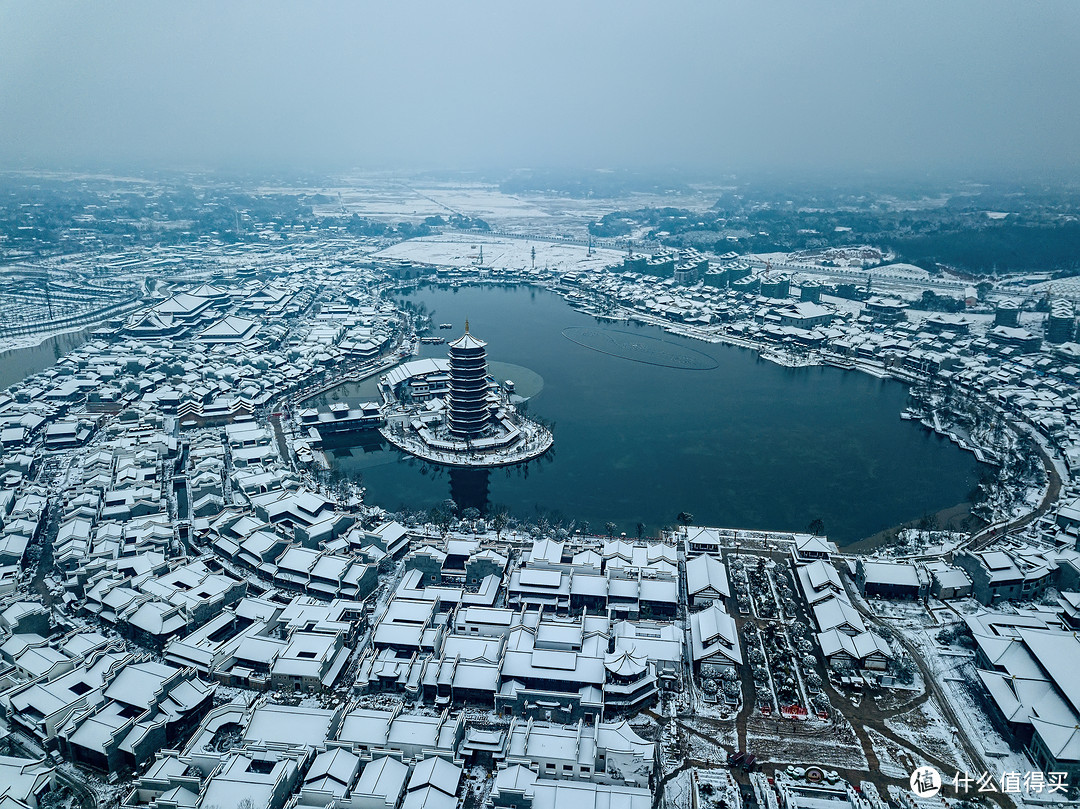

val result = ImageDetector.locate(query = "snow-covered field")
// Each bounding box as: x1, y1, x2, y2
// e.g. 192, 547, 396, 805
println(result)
300, 179, 724, 230
746, 714, 867, 769
313, 184, 553, 221
374, 233, 625, 272
886, 700, 973, 774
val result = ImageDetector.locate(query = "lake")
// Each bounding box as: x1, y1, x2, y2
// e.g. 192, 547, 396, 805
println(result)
0, 328, 93, 390
324, 284, 983, 544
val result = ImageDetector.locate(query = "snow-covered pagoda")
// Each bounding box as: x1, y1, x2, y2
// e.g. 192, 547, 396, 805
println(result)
379, 323, 553, 467
447, 323, 491, 439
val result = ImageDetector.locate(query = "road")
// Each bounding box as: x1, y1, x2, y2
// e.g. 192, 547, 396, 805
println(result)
965, 435, 1062, 553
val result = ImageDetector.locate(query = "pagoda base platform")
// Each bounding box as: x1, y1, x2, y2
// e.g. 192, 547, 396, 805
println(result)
379, 413, 553, 468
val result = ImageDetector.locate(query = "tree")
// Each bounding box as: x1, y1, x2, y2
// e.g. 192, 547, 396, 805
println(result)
605, 521, 617, 539
429, 500, 456, 533
491, 510, 509, 540
807, 518, 825, 536
676, 511, 694, 528
636, 522, 645, 540
461, 506, 481, 524
893, 656, 915, 685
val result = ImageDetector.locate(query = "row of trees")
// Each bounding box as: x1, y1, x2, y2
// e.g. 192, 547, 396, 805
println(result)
910, 379, 1045, 524
378, 498, 691, 543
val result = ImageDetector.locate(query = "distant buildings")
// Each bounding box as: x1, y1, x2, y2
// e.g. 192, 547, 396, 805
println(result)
994, 299, 1021, 328
862, 296, 908, 325
1047, 300, 1076, 345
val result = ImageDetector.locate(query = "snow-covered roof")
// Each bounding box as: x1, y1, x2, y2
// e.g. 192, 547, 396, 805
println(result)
688, 603, 741, 665
685, 554, 730, 598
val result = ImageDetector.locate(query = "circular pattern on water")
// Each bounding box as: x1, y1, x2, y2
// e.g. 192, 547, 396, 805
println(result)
488, 361, 544, 399
561, 327, 720, 370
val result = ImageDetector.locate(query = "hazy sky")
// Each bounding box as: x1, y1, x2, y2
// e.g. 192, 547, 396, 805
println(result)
1, 1, 1078, 177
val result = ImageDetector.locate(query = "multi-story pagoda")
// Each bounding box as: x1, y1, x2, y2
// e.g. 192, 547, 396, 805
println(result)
379, 319, 553, 467
447, 321, 490, 439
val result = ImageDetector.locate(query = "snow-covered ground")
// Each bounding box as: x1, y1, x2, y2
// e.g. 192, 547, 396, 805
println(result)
374, 233, 625, 272
867, 727, 916, 779
886, 699, 973, 775
0, 323, 94, 353
746, 713, 867, 769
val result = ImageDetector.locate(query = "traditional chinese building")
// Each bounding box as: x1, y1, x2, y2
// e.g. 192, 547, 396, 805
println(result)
447, 323, 491, 439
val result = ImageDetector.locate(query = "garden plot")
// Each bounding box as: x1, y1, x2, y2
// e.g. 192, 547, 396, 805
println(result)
683, 716, 740, 752
868, 598, 937, 626
698, 664, 743, 714
686, 726, 733, 764
729, 556, 753, 617
740, 556, 828, 721
664, 769, 694, 809
746, 713, 867, 770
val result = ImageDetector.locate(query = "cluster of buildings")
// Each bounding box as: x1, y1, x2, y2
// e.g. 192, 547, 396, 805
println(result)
0, 617, 216, 775
552, 252, 1080, 492
954, 544, 1080, 606
116, 695, 655, 809
967, 610, 1080, 784
8, 234, 1080, 807
0, 255, 669, 809
782, 538, 894, 673
355, 535, 696, 722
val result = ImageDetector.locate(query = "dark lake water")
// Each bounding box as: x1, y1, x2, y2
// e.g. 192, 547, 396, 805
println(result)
0, 328, 92, 390
325, 284, 982, 544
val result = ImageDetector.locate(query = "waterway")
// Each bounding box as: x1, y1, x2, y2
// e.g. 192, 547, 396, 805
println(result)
0, 328, 93, 390
331, 284, 984, 543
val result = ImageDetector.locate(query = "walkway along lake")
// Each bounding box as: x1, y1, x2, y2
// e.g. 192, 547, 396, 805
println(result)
322, 284, 984, 544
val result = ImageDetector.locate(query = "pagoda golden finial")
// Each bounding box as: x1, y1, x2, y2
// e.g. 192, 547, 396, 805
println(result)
465, 319, 469, 333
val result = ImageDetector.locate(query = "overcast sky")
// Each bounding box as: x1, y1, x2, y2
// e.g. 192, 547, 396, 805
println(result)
1, 1, 1078, 178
